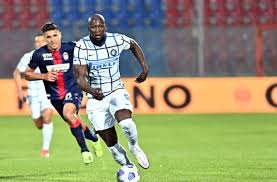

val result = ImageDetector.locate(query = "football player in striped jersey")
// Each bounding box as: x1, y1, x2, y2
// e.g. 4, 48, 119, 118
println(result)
74, 14, 150, 169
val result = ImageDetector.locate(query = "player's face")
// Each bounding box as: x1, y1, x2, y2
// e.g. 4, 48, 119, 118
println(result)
34, 35, 46, 49
44, 29, 61, 51
88, 19, 105, 41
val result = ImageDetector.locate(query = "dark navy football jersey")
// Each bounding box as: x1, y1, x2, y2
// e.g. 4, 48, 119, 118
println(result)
28, 42, 81, 100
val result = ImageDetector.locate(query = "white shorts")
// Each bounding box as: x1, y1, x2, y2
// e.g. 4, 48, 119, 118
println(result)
27, 95, 53, 119
86, 89, 133, 131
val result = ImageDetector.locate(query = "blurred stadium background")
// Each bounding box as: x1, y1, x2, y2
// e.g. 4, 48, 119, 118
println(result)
0, 0, 276, 78
1, 1, 277, 181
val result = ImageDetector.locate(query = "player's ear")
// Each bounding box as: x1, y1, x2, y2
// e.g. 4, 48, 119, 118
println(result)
59, 31, 62, 40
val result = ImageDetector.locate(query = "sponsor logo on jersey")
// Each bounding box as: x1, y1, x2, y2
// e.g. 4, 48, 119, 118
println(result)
46, 63, 70, 72
42, 53, 53, 61
63, 52, 69, 61
88, 57, 118, 70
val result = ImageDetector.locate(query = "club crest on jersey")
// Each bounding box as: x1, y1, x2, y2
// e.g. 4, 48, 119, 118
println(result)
42, 53, 53, 61
110, 49, 117, 56
63, 52, 69, 61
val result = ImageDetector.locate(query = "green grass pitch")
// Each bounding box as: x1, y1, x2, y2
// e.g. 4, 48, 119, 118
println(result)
0, 114, 277, 182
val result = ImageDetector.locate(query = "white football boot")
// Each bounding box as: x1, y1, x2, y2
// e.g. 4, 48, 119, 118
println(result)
130, 146, 150, 169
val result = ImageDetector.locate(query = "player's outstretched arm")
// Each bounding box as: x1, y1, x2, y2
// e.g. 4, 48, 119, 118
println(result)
74, 65, 104, 100
24, 66, 58, 82
129, 40, 149, 83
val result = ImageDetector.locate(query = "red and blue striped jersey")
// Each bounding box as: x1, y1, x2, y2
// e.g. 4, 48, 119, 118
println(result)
29, 42, 81, 100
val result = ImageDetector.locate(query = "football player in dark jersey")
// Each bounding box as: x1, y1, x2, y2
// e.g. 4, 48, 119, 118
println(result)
24, 22, 103, 164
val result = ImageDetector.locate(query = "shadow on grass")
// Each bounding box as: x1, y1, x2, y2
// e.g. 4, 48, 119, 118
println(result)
0, 171, 79, 181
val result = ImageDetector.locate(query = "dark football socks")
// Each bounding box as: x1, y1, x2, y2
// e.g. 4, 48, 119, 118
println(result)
83, 126, 98, 142
70, 122, 89, 152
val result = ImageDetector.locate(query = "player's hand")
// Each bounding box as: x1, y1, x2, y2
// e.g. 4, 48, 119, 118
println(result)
45, 71, 58, 82
18, 96, 26, 109
135, 71, 148, 83
92, 88, 104, 100
17, 91, 24, 102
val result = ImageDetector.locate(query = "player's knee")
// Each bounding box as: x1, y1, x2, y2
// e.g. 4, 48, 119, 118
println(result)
63, 110, 74, 122
33, 118, 43, 129
119, 118, 135, 129
43, 119, 52, 124
42, 115, 52, 124
42, 109, 52, 121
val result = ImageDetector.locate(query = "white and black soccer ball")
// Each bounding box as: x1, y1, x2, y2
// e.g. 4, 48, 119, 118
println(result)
117, 164, 140, 182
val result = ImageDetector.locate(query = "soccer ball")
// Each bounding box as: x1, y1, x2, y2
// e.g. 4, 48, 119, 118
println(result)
116, 164, 140, 182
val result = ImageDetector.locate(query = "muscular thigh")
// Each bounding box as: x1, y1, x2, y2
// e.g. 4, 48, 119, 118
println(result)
51, 91, 83, 121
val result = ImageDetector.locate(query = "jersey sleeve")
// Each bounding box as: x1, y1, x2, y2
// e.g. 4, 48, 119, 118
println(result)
121, 34, 136, 50
73, 41, 87, 66
28, 50, 40, 70
16, 52, 32, 72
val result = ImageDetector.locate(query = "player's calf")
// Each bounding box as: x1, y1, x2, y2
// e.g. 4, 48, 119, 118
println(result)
108, 143, 132, 166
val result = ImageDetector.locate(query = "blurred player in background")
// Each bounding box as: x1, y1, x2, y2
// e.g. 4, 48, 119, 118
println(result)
24, 22, 103, 164
74, 14, 150, 169
13, 33, 53, 158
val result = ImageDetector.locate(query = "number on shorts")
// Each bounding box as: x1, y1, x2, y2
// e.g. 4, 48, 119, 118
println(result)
124, 94, 130, 100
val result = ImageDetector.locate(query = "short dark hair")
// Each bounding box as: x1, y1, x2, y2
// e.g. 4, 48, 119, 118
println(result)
41, 22, 59, 33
